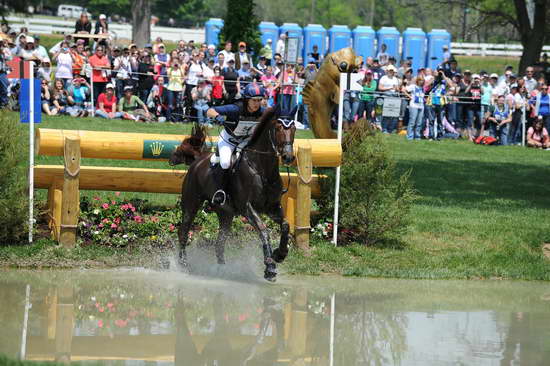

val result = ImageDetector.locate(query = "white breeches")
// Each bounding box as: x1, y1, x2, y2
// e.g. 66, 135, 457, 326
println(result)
211, 129, 237, 170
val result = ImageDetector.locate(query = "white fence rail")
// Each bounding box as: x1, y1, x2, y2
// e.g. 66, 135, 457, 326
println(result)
451, 42, 550, 57
5, 15, 205, 43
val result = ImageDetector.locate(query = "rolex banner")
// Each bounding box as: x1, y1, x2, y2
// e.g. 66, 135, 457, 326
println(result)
142, 140, 182, 159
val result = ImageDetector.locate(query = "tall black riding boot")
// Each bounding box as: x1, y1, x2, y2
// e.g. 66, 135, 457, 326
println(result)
211, 165, 229, 205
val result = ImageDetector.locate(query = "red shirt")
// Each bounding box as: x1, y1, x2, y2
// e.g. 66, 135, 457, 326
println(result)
97, 93, 117, 111
89, 54, 110, 82
211, 75, 224, 99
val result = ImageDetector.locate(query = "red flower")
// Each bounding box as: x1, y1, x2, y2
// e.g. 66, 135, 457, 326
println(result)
133, 215, 143, 223
111, 223, 117, 229
98, 320, 103, 328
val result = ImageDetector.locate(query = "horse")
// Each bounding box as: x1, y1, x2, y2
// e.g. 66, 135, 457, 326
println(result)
169, 106, 296, 282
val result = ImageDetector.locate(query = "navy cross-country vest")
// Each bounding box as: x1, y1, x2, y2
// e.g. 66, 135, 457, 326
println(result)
223, 101, 265, 139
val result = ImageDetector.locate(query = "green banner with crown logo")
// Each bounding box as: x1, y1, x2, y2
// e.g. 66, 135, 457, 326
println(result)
142, 140, 181, 159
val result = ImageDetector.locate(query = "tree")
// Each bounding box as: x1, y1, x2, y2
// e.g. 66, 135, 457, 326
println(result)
219, 0, 261, 56
131, 0, 151, 47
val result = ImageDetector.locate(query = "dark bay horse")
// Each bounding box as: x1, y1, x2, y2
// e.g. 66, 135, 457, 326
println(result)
169, 107, 296, 281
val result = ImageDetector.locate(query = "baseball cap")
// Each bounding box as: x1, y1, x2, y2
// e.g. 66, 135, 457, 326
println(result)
238, 41, 246, 47
208, 44, 215, 49
463, 69, 471, 74
129, 43, 136, 48
509, 73, 517, 79
267, 38, 272, 43
26, 36, 34, 43
158, 43, 165, 48
228, 59, 235, 63
144, 43, 153, 48
372, 58, 379, 63
99, 14, 106, 20
472, 74, 480, 79
243, 59, 249, 64
124, 85, 133, 91
490, 73, 498, 78
365, 69, 373, 74
106, 83, 114, 89
386, 65, 397, 72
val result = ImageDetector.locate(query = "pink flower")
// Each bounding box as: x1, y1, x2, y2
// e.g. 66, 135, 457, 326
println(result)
133, 215, 143, 223
102, 203, 109, 209
130, 207, 136, 212
150, 216, 159, 223
115, 192, 121, 197
98, 223, 104, 228
98, 320, 103, 328
188, 231, 194, 239
111, 223, 117, 229
121, 204, 129, 211
115, 319, 128, 328
102, 218, 109, 224
111, 200, 116, 205
98, 306, 105, 312
107, 302, 114, 308
169, 224, 176, 232
93, 196, 100, 201
114, 217, 121, 224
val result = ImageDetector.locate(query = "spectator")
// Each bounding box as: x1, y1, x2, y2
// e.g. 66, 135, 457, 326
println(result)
51, 79, 70, 115
541, 53, 550, 84
118, 85, 151, 121
356, 70, 377, 123
376, 44, 389, 66
238, 60, 252, 81
37, 59, 52, 81
166, 57, 186, 122
310, 44, 322, 67
219, 42, 234, 68
527, 117, 550, 148
530, 85, 550, 131
281, 63, 295, 112
259, 39, 273, 66
508, 85, 526, 144
210, 65, 225, 106
95, 14, 109, 34
74, 13, 92, 46
464, 73, 483, 139
176, 40, 187, 54
370, 59, 384, 81
40, 79, 57, 115
154, 43, 170, 78
442, 45, 451, 62
485, 95, 512, 145
191, 80, 211, 125
114, 47, 132, 99
404, 76, 426, 140
276, 34, 286, 58
66, 77, 90, 117
427, 68, 452, 139
88, 45, 111, 104
72, 43, 86, 78
523, 66, 537, 93
53, 42, 74, 88
304, 59, 317, 84
205, 44, 217, 62
256, 56, 267, 74
49, 34, 73, 56
96, 83, 122, 119
33, 35, 48, 61
137, 52, 155, 103
148, 76, 167, 120
222, 59, 239, 103
152, 37, 164, 54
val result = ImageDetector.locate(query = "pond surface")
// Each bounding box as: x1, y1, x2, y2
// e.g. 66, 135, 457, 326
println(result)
1, 270, 549, 365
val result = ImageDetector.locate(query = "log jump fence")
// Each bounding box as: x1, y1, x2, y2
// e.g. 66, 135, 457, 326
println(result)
35, 129, 342, 249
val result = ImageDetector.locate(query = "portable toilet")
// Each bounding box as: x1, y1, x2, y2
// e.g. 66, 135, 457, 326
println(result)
205, 18, 224, 47
303, 24, 327, 62
402, 27, 426, 72
259, 22, 279, 59
376, 26, 401, 62
426, 29, 451, 69
352, 26, 375, 62
279, 23, 303, 61
328, 25, 352, 53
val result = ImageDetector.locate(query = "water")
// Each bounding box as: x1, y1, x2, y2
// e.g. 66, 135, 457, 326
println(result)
1, 270, 550, 365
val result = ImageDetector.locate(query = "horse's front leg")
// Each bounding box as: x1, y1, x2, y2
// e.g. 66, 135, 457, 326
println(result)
269, 204, 289, 263
178, 199, 201, 269
214, 210, 234, 265
245, 202, 277, 281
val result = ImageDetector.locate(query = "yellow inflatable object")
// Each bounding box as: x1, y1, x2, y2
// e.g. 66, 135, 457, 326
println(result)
302, 47, 362, 139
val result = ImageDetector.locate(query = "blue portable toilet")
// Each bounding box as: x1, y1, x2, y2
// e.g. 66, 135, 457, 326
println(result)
259, 21, 279, 58
303, 24, 327, 62
426, 29, 451, 69
352, 26, 375, 62
402, 27, 427, 73
205, 18, 224, 47
376, 26, 401, 62
328, 25, 351, 53
279, 23, 303, 62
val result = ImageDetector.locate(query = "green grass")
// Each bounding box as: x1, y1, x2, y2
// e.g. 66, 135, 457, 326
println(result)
455, 56, 520, 74
3, 114, 550, 280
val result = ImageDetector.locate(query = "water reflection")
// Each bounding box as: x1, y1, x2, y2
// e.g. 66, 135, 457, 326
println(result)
1, 271, 550, 365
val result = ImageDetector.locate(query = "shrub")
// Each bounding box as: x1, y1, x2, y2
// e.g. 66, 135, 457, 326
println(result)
317, 122, 416, 246
0, 112, 28, 245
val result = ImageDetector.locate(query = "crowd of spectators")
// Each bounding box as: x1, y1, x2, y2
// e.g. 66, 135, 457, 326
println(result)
1, 14, 550, 147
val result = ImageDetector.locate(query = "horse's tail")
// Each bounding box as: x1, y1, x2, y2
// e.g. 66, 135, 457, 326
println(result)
169, 123, 208, 166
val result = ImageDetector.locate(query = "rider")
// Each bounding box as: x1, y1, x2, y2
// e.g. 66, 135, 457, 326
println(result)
206, 83, 266, 205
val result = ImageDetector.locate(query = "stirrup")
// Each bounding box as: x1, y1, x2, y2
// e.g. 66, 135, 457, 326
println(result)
212, 189, 227, 206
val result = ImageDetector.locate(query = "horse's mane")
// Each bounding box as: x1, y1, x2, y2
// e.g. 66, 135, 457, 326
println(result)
247, 106, 279, 147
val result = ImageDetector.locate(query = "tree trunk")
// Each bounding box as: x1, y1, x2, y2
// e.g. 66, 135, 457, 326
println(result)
514, 0, 547, 75
132, 0, 151, 47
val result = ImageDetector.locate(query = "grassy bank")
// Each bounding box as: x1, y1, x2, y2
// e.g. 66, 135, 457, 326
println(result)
2, 114, 550, 280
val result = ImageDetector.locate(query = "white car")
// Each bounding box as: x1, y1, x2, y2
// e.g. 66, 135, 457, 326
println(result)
57, 4, 88, 18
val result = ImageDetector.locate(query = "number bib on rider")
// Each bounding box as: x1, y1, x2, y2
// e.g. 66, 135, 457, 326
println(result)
232, 120, 260, 137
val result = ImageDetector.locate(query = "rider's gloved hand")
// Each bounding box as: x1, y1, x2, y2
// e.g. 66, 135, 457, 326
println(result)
214, 114, 226, 125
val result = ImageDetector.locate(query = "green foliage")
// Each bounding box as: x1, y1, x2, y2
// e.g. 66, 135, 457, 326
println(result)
219, 0, 261, 56
0, 113, 28, 245
318, 126, 416, 246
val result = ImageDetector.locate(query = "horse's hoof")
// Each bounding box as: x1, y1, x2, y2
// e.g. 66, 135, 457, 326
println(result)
272, 248, 288, 263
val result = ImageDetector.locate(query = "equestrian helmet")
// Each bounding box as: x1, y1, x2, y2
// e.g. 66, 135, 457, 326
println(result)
243, 84, 266, 99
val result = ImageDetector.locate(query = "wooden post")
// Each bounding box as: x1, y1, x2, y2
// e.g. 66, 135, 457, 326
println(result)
54, 286, 74, 364
295, 144, 312, 251
47, 180, 63, 241
282, 195, 296, 235
59, 137, 80, 248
